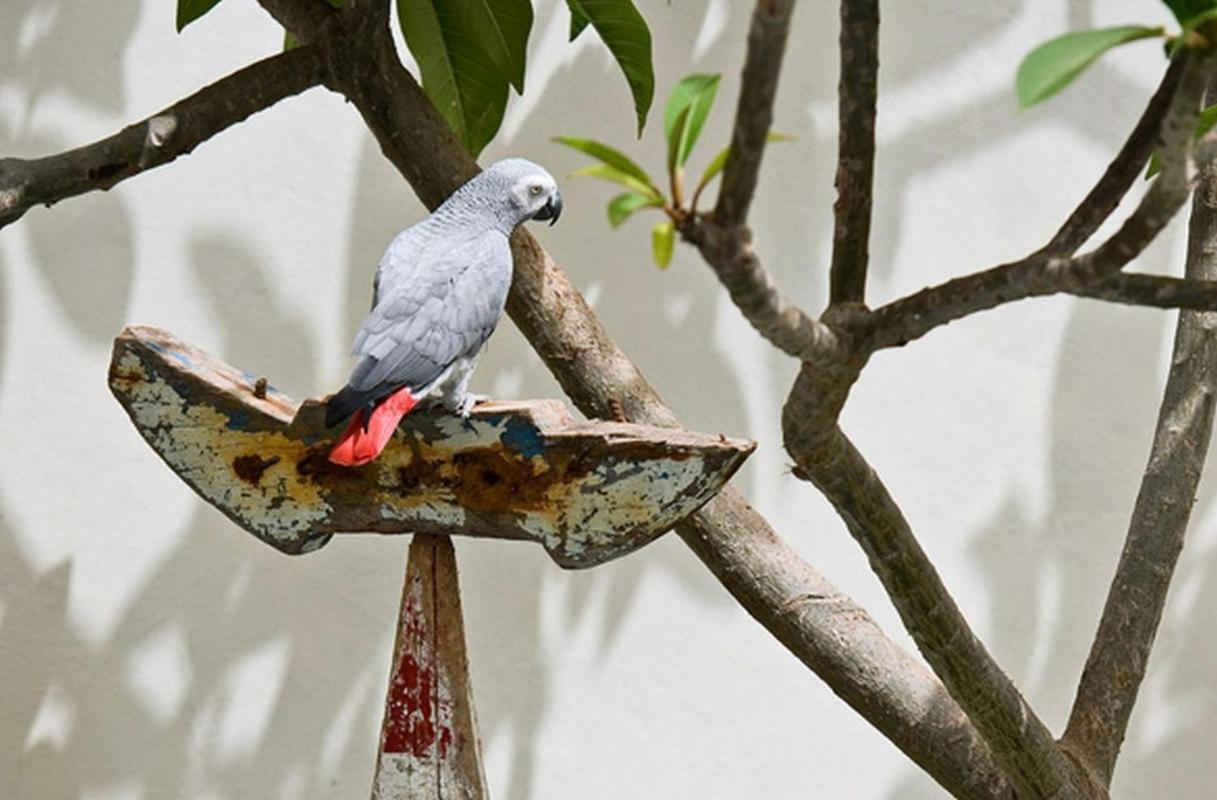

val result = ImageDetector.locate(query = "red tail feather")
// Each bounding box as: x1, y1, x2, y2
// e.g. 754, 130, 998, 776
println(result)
328, 386, 418, 466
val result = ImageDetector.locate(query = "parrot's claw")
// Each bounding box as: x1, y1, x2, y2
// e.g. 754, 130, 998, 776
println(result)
447, 393, 490, 420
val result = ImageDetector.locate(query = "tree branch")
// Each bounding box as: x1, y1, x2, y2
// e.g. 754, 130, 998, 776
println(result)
829, 0, 879, 305
0, 45, 326, 231
680, 216, 842, 360
866, 53, 1209, 352
305, 7, 1014, 796
678, 0, 838, 361
1062, 124, 1217, 787
1069, 271, 1217, 309
782, 374, 1082, 799
1044, 57, 1186, 255
713, 0, 795, 227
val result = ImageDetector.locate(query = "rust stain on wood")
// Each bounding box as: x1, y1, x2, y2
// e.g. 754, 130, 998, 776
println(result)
232, 453, 281, 485
107, 325, 755, 567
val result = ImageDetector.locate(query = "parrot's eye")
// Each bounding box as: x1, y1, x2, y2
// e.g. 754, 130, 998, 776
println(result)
529, 185, 543, 196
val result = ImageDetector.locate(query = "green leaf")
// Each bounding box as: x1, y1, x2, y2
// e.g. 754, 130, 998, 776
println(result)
567, 0, 655, 134
1164, 0, 1217, 26
666, 105, 691, 177
399, 0, 510, 157
455, 0, 533, 94
567, 0, 591, 41
552, 136, 656, 189
1016, 26, 1164, 109
1146, 102, 1217, 177
177, 0, 223, 32
570, 164, 663, 200
652, 220, 675, 268
284, 30, 299, 51
664, 74, 721, 170
607, 192, 659, 227
695, 132, 795, 195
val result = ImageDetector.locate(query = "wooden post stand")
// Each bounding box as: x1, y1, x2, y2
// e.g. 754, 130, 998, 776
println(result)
107, 326, 755, 797
374, 534, 486, 800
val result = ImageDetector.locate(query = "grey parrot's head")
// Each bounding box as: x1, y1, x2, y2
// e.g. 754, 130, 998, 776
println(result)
482, 158, 563, 228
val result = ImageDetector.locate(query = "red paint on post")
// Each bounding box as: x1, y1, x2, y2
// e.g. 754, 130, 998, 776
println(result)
372, 535, 488, 799
381, 588, 449, 757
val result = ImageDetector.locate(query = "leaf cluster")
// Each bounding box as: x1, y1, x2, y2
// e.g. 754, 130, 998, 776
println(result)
176, 0, 654, 157
557, 74, 790, 268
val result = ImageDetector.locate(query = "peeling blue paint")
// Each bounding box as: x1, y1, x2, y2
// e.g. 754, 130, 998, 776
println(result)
225, 409, 251, 430
500, 417, 545, 459
146, 340, 195, 370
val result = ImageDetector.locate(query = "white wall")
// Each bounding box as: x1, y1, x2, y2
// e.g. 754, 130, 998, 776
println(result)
2, 1, 1214, 798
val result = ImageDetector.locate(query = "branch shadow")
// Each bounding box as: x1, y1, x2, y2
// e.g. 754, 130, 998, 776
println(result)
2, 229, 412, 797
1, 0, 140, 124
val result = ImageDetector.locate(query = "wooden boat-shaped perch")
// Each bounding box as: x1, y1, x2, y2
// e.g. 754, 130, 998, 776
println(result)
108, 326, 754, 568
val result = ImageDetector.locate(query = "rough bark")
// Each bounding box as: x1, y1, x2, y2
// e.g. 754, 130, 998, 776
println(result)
1070, 271, 1217, 310
829, 0, 879, 305
1062, 117, 1217, 787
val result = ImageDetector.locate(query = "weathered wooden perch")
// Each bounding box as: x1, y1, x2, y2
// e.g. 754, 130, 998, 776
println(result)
108, 326, 754, 568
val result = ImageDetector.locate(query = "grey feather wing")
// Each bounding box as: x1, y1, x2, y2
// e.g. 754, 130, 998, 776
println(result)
347, 230, 511, 393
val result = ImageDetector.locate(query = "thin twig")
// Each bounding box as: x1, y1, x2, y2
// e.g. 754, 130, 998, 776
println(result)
0, 45, 327, 230
713, 0, 795, 227
829, 0, 879, 305
867, 53, 1208, 351
1062, 108, 1217, 787
1044, 58, 1186, 255
679, 0, 833, 360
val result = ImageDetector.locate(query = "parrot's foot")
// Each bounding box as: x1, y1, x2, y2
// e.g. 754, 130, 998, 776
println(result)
446, 393, 490, 419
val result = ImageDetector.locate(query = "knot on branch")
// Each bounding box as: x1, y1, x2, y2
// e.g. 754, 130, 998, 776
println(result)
0, 183, 24, 216
145, 115, 178, 148
696, 215, 753, 258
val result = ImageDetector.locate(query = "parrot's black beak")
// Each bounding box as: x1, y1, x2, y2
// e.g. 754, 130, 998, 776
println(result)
533, 192, 563, 226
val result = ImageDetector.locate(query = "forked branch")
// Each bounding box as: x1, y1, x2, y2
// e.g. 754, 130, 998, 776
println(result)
1063, 133, 1217, 786
781, 374, 1079, 798
867, 52, 1210, 352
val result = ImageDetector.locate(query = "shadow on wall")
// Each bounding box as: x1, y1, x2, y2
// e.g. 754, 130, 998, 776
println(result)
0, 221, 408, 796
0, 0, 139, 125
0, 0, 142, 346
0, 508, 406, 798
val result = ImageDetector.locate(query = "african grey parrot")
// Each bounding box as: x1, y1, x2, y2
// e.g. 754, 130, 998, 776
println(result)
325, 158, 562, 466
